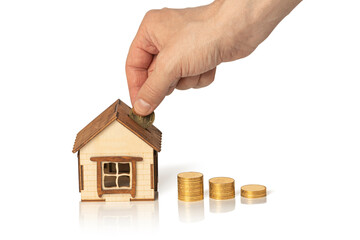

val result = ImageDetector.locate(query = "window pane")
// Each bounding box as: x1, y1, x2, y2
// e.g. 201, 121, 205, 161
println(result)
103, 162, 116, 174
104, 176, 117, 188
118, 176, 130, 188
118, 163, 130, 174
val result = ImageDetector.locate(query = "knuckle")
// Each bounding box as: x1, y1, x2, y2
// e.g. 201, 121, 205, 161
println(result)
144, 9, 160, 23
144, 9, 156, 17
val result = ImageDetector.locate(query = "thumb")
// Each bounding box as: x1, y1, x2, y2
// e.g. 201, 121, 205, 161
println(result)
133, 59, 177, 116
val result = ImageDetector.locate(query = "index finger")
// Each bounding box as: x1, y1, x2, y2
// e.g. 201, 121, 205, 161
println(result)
126, 39, 154, 105
126, 21, 160, 103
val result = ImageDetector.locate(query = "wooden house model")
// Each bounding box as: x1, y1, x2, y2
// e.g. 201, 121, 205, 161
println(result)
73, 99, 161, 202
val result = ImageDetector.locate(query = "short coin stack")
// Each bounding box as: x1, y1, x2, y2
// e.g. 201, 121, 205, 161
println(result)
209, 177, 235, 200
177, 172, 204, 202
241, 184, 267, 198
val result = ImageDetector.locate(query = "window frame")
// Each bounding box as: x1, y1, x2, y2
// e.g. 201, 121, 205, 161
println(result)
90, 156, 143, 198
102, 162, 132, 189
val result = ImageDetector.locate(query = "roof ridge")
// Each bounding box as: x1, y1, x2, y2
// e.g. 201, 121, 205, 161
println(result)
114, 99, 120, 117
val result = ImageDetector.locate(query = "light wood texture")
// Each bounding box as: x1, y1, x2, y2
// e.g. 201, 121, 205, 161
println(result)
73, 99, 161, 202
73, 99, 162, 153
73, 101, 118, 153
79, 121, 155, 201
81, 121, 154, 154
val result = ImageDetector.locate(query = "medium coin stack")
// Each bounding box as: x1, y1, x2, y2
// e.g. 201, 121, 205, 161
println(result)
177, 172, 204, 202
209, 177, 235, 200
241, 184, 267, 198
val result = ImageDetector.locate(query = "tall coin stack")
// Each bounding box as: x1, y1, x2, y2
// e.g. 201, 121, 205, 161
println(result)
209, 177, 235, 200
177, 172, 204, 202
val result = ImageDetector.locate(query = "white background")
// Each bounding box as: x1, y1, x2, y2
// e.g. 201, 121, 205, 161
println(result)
1, 0, 359, 239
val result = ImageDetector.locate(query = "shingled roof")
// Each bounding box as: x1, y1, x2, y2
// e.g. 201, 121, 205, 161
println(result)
72, 99, 162, 153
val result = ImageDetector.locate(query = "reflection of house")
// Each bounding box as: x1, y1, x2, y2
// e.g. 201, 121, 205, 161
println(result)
79, 201, 159, 230
73, 99, 161, 202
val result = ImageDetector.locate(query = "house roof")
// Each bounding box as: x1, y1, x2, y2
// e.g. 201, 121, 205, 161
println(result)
72, 99, 162, 153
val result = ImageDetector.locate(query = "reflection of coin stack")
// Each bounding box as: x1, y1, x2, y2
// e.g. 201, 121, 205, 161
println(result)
178, 200, 205, 222
209, 177, 235, 200
209, 198, 236, 213
177, 172, 204, 202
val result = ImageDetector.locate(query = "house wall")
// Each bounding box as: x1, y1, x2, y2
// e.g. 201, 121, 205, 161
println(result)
79, 120, 154, 202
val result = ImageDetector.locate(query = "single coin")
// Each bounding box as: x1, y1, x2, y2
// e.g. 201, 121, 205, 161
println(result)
129, 108, 155, 129
209, 177, 234, 185
178, 195, 204, 202
178, 172, 203, 179
241, 184, 267, 198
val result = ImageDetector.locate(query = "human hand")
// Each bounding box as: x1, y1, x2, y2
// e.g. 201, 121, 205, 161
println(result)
126, 0, 302, 116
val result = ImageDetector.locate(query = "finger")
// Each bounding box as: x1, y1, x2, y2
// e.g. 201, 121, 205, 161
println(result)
126, 47, 152, 105
176, 75, 200, 90
176, 68, 216, 90
193, 67, 216, 89
133, 54, 179, 116
126, 31, 158, 105
147, 54, 157, 76
166, 85, 176, 96
166, 80, 178, 96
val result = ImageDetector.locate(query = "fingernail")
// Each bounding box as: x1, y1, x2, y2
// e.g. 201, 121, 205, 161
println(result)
134, 99, 151, 116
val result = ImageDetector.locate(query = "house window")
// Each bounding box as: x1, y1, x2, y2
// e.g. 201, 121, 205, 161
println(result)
90, 156, 143, 198
102, 162, 132, 189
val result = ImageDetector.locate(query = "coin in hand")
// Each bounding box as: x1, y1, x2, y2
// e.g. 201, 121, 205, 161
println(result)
129, 108, 155, 129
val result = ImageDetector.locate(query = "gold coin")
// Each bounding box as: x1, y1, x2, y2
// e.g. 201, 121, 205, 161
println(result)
178, 172, 204, 202
209, 177, 235, 200
178, 195, 204, 202
129, 108, 155, 129
178, 172, 203, 179
178, 187, 203, 191
241, 184, 266, 198
209, 177, 234, 185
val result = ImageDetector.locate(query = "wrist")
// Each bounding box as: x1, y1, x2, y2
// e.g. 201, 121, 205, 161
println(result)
209, 0, 259, 61
209, 0, 302, 61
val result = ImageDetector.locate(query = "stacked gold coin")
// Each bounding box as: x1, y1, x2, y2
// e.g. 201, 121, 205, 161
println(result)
241, 184, 266, 198
209, 177, 235, 200
177, 172, 204, 202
